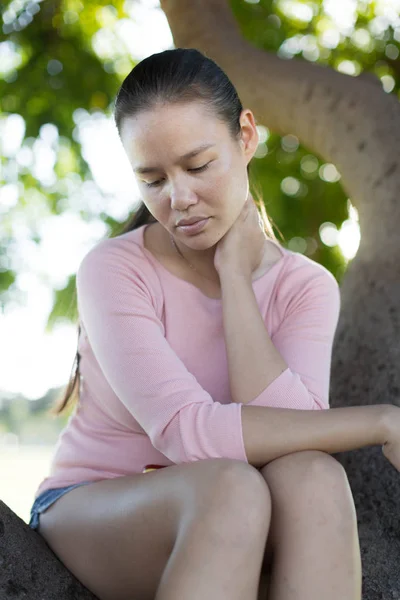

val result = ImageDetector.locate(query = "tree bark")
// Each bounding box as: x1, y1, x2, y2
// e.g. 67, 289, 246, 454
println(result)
0, 501, 98, 599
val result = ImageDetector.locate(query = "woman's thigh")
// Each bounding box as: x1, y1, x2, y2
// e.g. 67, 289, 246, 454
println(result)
38, 458, 270, 600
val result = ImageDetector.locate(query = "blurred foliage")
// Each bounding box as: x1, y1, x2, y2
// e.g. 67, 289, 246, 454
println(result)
1, 0, 400, 332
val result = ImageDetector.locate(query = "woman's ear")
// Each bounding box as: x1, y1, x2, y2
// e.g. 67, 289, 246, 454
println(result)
239, 109, 259, 164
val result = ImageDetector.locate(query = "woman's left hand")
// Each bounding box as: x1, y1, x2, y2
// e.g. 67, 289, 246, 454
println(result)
214, 194, 267, 280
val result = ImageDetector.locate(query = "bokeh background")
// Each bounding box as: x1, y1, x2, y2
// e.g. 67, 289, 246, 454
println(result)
1, 0, 400, 524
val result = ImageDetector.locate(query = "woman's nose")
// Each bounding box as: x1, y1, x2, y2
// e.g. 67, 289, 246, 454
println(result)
169, 181, 197, 210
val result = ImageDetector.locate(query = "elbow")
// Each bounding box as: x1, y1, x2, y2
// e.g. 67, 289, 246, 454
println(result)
311, 394, 330, 410
148, 409, 207, 464
149, 412, 189, 464
148, 401, 245, 464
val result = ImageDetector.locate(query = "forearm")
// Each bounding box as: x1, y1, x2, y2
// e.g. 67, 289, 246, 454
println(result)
241, 403, 390, 467
218, 270, 389, 468
219, 271, 288, 405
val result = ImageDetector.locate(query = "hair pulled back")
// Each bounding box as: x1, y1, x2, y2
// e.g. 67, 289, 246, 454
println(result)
51, 48, 278, 416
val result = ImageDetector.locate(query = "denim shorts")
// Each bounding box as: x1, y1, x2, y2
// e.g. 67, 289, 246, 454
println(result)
29, 481, 93, 531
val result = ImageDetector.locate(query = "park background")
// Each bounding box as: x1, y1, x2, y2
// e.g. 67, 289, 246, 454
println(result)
1, 0, 399, 524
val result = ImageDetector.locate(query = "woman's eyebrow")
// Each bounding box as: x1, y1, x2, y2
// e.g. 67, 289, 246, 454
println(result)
134, 143, 216, 174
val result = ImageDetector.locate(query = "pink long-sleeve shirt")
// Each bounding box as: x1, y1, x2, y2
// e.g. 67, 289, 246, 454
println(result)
34, 223, 341, 499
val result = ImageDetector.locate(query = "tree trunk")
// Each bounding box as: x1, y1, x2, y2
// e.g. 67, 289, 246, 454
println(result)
160, 1, 400, 598
0, 500, 98, 599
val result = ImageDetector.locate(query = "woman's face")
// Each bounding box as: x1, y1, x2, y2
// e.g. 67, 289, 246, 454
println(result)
120, 100, 259, 250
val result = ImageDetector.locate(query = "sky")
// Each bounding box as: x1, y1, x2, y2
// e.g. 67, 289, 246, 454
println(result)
2, 0, 399, 402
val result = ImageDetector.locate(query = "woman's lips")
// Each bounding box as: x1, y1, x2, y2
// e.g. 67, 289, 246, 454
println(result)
177, 218, 210, 234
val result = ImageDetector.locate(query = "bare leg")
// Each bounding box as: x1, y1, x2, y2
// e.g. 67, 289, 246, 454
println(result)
38, 458, 272, 600
155, 469, 272, 600
266, 462, 362, 600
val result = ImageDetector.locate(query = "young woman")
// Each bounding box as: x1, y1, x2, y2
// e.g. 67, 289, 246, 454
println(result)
29, 48, 400, 600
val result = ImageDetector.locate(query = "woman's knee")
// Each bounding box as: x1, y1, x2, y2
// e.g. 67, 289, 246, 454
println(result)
185, 458, 272, 529
262, 451, 356, 521
296, 451, 352, 492
303, 452, 356, 519
261, 450, 345, 483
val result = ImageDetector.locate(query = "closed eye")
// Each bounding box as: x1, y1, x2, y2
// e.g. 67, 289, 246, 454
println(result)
144, 162, 211, 188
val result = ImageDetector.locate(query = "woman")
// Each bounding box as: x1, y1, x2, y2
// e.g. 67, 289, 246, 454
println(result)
29, 48, 400, 600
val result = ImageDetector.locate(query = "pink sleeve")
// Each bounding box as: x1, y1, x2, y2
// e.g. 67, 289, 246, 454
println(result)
76, 241, 248, 465
246, 268, 341, 411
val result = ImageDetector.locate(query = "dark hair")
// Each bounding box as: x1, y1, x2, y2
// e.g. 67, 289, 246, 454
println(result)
50, 48, 281, 417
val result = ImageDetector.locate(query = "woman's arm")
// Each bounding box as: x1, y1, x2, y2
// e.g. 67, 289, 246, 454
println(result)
219, 270, 389, 467
219, 270, 288, 406
241, 403, 389, 467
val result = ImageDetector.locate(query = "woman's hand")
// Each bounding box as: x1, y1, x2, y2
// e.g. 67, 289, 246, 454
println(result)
381, 405, 400, 472
214, 194, 267, 279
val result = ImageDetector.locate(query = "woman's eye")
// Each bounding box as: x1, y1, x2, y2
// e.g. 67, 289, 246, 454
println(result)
144, 162, 211, 188
145, 180, 162, 188
189, 163, 210, 173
